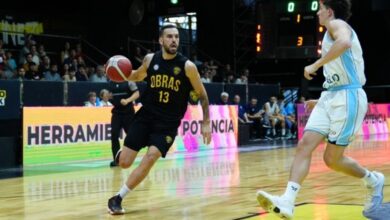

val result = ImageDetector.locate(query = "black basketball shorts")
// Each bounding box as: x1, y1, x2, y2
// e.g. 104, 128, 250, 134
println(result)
124, 107, 180, 158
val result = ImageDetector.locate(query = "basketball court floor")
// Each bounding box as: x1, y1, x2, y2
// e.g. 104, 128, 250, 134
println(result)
0, 137, 389, 220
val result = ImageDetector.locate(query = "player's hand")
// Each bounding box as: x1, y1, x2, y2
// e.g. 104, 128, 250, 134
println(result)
304, 63, 319, 80
304, 100, 318, 112
120, 99, 128, 106
201, 120, 211, 145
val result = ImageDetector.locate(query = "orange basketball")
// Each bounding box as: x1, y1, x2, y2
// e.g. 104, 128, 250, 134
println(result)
105, 55, 132, 82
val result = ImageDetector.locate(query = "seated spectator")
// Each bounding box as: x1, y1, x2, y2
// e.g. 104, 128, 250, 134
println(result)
30, 45, 40, 65
90, 65, 107, 82
22, 53, 36, 72
264, 96, 286, 137
235, 72, 248, 84
201, 69, 212, 83
44, 64, 61, 81
85, 92, 98, 106
217, 92, 230, 105
25, 63, 43, 80
246, 97, 265, 138
63, 67, 77, 82
61, 42, 71, 64
11, 67, 26, 80
100, 89, 113, 106
233, 94, 249, 123
76, 66, 88, 81
38, 44, 47, 58
225, 73, 235, 84
2, 51, 17, 79
39, 56, 51, 73
283, 99, 297, 139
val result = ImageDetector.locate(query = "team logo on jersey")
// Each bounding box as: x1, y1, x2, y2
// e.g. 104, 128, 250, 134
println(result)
153, 64, 159, 71
189, 90, 199, 102
166, 136, 173, 144
173, 66, 181, 75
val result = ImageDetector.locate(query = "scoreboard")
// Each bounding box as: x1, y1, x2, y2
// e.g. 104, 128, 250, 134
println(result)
256, 0, 324, 59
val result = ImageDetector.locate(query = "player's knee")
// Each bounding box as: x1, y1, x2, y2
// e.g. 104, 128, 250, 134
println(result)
144, 152, 160, 163
296, 138, 312, 155
119, 160, 131, 169
323, 153, 340, 170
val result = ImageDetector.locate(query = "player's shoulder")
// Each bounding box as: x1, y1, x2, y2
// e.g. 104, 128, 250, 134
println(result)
328, 19, 349, 32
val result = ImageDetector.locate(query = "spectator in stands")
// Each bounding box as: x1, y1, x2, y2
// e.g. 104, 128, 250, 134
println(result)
235, 72, 248, 84
201, 69, 212, 83
39, 56, 51, 73
63, 67, 77, 82
38, 44, 47, 58
85, 91, 98, 106
265, 96, 286, 137
44, 64, 61, 81
18, 38, 32, 65
24, 63, 42, 80
22, 53, 36, 72
217, 92, 230, 105
90, 65, 108, 83
75, 43, 85, 59
62, 63, 70, 77
2, 51, 17, 79
0, 50, 4, 79
12, 67, 26, 80
246, 97, 265, 138
61, 42, 71, 64
233, 94, 249, 123
64, 49, 76, 66
76, 66, 88, 81
226, 73, 235, 84
100, 89, 113, 106
30, 45, 40, 65
283, 98, 297, 139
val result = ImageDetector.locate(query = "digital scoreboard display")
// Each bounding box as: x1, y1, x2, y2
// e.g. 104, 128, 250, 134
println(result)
256, 0, 324, 59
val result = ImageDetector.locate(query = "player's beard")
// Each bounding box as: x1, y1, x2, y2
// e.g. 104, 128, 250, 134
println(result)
163, 43, 177, 55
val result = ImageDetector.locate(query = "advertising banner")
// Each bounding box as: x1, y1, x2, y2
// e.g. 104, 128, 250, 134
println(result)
23, 105, 238, 165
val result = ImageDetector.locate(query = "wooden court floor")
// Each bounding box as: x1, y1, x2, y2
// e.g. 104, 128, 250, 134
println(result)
0, 137, 389, 220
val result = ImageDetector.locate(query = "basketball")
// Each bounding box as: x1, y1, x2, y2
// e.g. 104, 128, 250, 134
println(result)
105, 55, 133, 82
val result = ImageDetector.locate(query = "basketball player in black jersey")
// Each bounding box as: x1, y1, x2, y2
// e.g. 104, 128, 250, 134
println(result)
108, 24, 211, 215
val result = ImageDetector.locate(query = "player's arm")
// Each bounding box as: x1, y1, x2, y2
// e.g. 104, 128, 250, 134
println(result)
185, 61, 211, 144
127, 54, 153, 82
304, 20, 352, 80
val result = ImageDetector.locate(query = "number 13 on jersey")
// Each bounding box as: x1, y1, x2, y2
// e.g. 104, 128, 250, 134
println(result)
159, 91, 169, 103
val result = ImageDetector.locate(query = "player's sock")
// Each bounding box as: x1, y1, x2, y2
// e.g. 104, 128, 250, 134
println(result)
362, 170, 378, 187
272, 129, 276, 136
117, 184, 131, 199
281, 181, 301, 203
282, 128, 286, 136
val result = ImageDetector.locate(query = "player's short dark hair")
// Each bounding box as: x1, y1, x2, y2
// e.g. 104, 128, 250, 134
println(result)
159, 24, 178, 37
322, 0, 352, 21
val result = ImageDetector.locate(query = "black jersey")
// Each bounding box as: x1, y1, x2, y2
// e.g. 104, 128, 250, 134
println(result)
142, 51, 192, 121
109, 81, 138, 115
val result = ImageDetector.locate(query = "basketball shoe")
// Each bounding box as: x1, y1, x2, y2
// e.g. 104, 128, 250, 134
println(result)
108, 195, 125, 215
256, 191, 294, 219
363, 171, 385, 212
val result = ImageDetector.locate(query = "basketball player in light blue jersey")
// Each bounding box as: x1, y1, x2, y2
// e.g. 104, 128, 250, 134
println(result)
256, 0, 385, 219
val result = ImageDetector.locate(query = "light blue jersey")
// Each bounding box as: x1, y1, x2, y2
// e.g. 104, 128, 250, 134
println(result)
322, 29, 366, 90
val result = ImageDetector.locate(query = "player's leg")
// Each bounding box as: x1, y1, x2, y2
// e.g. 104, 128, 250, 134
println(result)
257, 96, 329, 219
108, 109, 150, 215
125, 146, 161, 189
326, 89, 385, 213
110, 113, 121, 166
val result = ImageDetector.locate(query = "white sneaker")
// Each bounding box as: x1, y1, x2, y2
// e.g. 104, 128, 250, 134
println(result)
256, 191, 294, 219
364, 171, 385, 212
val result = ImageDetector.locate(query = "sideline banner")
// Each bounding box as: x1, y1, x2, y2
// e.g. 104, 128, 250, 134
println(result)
23, 105, 238, 165
297, 104, 390, 139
